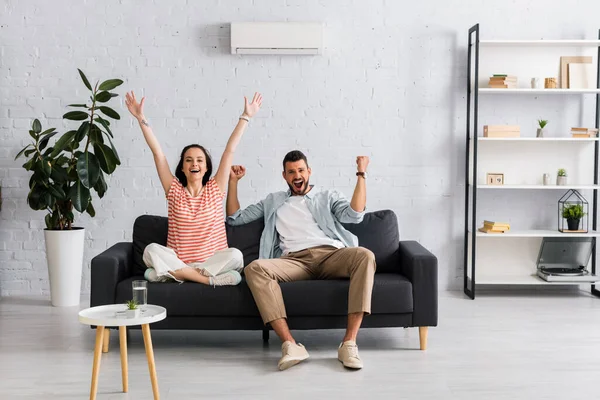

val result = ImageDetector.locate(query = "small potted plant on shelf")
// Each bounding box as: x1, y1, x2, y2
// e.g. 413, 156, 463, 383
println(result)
557, 168, 567, 185
562, 203, 586, 231
537, 119, 548, 138
125, 300, 140, 318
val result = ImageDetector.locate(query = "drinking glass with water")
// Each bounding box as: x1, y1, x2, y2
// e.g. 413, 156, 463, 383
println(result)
132, 280, 147, 311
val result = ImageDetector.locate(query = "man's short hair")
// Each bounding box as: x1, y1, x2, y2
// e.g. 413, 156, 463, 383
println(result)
282, 150, 308, 170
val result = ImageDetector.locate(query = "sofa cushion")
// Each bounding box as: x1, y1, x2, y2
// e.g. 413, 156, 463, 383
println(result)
131, 209, 401, 275
115, 273, 412, 317
225, 218, 265, 267
342, 209, 401, 273
132, 215, 168, 276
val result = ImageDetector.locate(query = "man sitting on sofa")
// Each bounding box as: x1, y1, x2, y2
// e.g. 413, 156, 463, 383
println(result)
226, 150, 376, 371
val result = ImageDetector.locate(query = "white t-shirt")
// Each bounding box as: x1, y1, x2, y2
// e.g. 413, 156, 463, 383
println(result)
275, 195, 344, 255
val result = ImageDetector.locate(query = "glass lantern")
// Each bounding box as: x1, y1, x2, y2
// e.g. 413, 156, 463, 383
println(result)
558, 189, 588, 233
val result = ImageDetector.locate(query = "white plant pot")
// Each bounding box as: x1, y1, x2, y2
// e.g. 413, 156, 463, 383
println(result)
557, 176, 567, 186
126, 309, 140, 318
536, 128, 544, 138
44, 228, 85, 307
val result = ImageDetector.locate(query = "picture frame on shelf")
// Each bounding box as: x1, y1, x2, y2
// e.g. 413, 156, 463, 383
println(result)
560, 56, 593, 88
486, 173, 504, 185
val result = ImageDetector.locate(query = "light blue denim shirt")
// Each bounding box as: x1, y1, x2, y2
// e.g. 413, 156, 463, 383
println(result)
226, 186, 365, 259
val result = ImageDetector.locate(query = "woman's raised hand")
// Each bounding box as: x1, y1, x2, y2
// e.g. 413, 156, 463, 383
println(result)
125, 91, 146, 120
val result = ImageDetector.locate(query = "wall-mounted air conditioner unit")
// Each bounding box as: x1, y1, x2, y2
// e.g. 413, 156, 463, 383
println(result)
230, 22, 323, 55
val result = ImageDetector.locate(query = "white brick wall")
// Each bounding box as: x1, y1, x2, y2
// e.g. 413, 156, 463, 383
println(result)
2, 0, 600, 296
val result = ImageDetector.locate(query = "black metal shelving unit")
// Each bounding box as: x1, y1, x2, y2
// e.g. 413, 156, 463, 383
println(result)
464, 24, 600, 299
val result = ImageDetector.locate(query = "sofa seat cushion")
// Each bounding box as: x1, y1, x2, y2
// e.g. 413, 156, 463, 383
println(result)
116, 273, 412, 317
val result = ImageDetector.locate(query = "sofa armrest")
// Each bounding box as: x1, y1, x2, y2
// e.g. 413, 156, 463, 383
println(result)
91, 242, 133, 307
398, 241, 438, 327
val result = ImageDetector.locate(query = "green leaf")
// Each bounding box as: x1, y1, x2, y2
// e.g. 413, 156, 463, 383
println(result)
95, 91, 112, 103
68, 104, 88, 108
24, 149, 36, 157
93, 143, 117, 174
47, 184, 66, 200
32, 119, 42, 134
15, 145, 32, 160
78, 68, 93, 91
50, 165, 68, 183
68, 181, 91, 213
22, 158, 35, 171
39, 131, 59, 150
29, 172, 44, 189
75, 122, 90, 142
89, 125, 104, 144
98, 106, 120, 120
41, 157, 52, 177
50, 130, 77, 157
50, 212, 60, 230
77, 151, 101, 189
45, 214, 53, 229
63, 111, 89, 121
102, 132, 120, 164
40, 127, 56, 136
86, 202, 96, 218
95, 117, 113, 138
98, 79, 123, 91
94, 170, 107, 198
29, 130, 37, 140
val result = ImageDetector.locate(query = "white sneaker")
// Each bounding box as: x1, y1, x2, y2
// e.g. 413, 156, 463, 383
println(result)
338, 341, 363, 369
209, 270, 242, 286
278, 341, 309, 371
144, 268, 170, 282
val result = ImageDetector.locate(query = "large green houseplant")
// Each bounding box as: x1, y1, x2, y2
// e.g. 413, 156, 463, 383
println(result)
15, 69, 123, 306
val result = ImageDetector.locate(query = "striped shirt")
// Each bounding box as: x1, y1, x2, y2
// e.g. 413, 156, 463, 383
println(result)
166, 177, 228, 264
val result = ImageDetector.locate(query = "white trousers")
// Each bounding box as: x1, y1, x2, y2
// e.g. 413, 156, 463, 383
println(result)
143, 243, 244, 279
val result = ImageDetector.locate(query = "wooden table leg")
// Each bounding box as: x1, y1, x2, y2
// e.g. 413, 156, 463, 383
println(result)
419, 326, 428, 350
102, 328, 110, 353
119, 326, 128, 393
142, 324, 160, 400
90, 326, 105, 400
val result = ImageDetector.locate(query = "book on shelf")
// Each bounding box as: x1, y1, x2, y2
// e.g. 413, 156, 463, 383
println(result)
483, 125, 520, 137
478, 227, 509, 234
488, 75, 518, 88
480, 220, 511, 233
570, 127, 599, 138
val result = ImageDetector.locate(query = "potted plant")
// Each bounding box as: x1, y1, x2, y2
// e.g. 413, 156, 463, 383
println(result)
537, 119, 548, 138
15, 69, 123, 307
125, 300, 140, 318
562, 203, 586, 231
557, 168, 567, 186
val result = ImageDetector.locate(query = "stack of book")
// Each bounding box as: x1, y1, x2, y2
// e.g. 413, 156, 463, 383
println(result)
478, 220, 510, 234
483, 125, 520, 138
571, 127, 599, 138
488, 75, 518, 88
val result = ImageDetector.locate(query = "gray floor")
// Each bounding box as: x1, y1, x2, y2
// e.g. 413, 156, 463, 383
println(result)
1, 290, 599, 400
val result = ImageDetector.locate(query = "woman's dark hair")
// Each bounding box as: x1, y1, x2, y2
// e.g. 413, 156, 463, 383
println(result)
282, 150, 309, 170
175, 144, 213, 187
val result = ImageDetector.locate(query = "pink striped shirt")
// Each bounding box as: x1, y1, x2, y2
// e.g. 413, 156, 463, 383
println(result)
166, 177, 228, 264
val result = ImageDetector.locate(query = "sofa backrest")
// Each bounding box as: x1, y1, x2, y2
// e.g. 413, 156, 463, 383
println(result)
132, 209, 400, 276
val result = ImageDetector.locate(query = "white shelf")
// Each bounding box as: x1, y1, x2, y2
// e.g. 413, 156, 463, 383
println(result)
479, 88, 600, 94
476, 274, 584, 285
480, 40, 600, 47
474, 230, 600, 238
473, 184, 600, 190
476, 137, 600, 142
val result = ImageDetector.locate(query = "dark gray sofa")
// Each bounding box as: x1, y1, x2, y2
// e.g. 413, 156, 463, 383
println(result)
91, 209, 438, 348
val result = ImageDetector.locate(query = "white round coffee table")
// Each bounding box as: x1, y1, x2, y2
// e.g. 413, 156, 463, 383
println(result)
78, 304, 166, 400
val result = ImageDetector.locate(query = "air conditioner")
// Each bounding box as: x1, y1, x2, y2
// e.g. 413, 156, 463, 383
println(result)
230, 22, 323, 55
